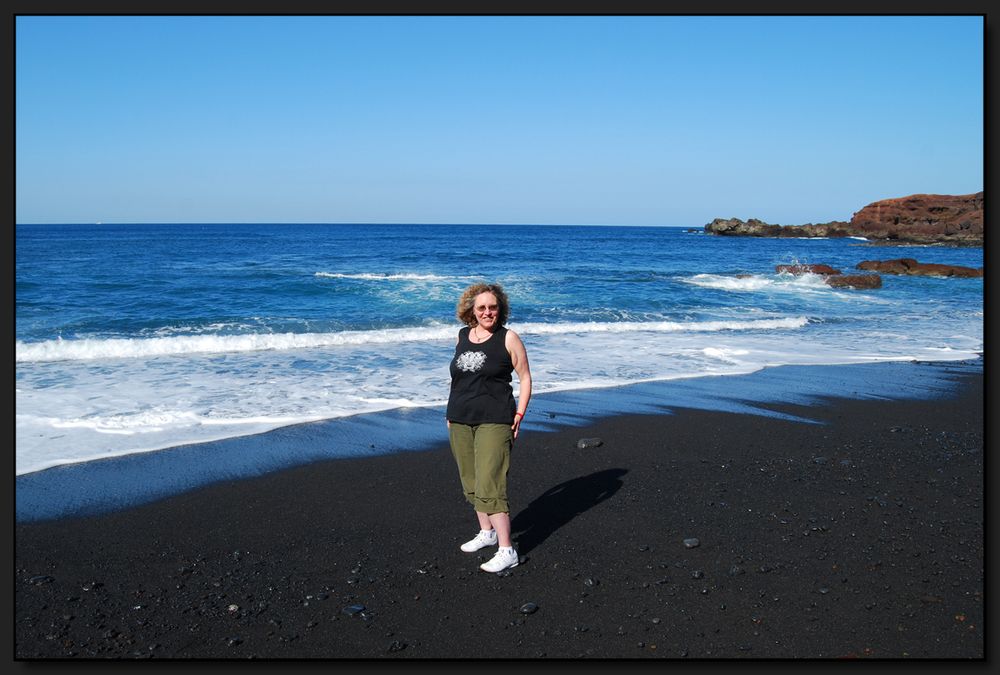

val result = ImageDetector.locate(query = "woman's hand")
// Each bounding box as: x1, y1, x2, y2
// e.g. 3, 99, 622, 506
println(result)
511, 412, 524, 439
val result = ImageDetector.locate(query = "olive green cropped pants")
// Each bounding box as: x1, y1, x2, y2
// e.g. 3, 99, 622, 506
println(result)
448, 422, 513, 514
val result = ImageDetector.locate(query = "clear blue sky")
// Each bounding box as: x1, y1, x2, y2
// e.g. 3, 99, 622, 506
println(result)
16, 15, 984, 227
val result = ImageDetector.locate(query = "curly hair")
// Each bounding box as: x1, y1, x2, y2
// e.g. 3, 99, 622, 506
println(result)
456, 282, 510, 328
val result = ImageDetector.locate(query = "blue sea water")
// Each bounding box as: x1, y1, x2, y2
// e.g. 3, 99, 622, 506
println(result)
16, 222, 983, 484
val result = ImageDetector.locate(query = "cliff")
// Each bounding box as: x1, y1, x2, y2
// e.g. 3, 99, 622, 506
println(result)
848, 192, 983, 245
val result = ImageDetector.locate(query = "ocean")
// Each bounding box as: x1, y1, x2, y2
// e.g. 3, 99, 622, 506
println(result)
16, 222, 983, 517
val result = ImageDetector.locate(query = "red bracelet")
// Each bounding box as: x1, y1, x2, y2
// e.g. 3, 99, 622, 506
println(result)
514, 412, 524, 419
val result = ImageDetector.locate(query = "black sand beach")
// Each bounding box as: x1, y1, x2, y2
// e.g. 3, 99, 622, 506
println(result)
14, 366, 984, 660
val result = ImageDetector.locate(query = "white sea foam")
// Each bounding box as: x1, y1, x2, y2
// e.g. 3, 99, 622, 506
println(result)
518, 317, 810, 335
16, 325, 982, 476
50, 409, 203, 434
15, 326, 454, 362
16, 317, 811, 363
702, 347, 751, 363
683, 274, 776, 291
682, 273, 830, 292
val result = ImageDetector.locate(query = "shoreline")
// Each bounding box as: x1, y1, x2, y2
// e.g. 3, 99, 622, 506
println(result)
16, 357, 983, 523
14, 360, 984, 658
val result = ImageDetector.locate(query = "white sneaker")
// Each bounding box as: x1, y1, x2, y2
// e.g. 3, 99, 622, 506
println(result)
480, 546, 519, 573
460, 529, 497, 553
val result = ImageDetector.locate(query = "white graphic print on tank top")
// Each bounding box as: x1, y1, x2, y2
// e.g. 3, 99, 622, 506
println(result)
456, 351, 487, 373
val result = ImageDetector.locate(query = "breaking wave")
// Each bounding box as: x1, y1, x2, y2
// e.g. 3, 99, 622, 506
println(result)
17, 317, 811, 363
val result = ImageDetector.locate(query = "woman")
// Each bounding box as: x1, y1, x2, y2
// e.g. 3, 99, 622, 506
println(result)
446, 282, 532, 573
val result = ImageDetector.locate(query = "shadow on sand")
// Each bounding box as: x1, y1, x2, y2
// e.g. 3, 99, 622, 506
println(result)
511, 468, 627, 556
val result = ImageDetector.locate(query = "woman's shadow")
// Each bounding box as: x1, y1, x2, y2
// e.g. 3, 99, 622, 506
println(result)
511, 468, 627, 556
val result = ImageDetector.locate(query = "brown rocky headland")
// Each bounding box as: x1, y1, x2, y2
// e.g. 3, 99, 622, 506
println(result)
849, 193, 983, 245
705, 192, 983, 246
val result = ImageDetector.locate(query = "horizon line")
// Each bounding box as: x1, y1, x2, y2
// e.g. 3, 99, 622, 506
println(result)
16, 221, 700, 228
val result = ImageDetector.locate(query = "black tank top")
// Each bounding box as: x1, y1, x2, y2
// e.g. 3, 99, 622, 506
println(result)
446, 325, 516, 425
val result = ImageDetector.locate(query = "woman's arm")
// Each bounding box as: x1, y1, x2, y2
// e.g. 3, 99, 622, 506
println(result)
506, 329, 532, 438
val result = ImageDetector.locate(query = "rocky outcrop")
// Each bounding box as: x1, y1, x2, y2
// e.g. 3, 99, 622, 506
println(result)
857, 258, 983, 278
776, 264, 841, 275
772, 258, 980, 287
825, 274, 883, 289
705, 218, 852, 238
704, 192, 983, 245
849, 193, 983, 245
774, 264, 881, 289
